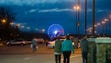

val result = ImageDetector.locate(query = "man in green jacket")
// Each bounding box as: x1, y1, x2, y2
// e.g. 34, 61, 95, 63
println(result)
80, 36, 88, 63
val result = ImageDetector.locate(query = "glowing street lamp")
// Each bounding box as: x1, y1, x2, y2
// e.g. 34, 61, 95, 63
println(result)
95, 22, 101, 27
101, 21, 106, 24
104, 18, 109, 22
73, 4, 81, 35
73, 5, 81, 11
42, 29, 45, 33
1, 19, 6, 24
94, 24, 97, 27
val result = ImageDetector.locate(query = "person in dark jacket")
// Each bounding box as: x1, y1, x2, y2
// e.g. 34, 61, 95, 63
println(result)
54, 36, 62, 63
31, 38, 37, 52
62, 35, 74, 63
80, 36, 88, 63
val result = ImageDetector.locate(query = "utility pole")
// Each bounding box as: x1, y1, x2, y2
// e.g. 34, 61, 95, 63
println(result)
92, 0, 95, 36
77, 0, 80, 36
85, 0, 87, 35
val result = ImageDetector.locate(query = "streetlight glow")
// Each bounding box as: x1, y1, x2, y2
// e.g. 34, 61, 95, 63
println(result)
101, 21, 106, 24
104, 18, 109, 22
97, 23, 101, 26
73, 5, 81, 11
42, 29, 45, 33
1, 19, 6, 24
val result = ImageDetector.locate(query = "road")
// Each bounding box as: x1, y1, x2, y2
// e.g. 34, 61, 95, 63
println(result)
0, 44, 82, 63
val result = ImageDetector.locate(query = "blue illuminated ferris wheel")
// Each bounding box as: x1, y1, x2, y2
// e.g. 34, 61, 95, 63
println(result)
48, 24, 64, 39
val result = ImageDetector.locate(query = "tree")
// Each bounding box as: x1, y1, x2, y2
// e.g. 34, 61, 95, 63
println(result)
0, 6, 18, 40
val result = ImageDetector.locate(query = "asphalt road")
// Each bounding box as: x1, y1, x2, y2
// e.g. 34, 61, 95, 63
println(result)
0, 44, 82, 63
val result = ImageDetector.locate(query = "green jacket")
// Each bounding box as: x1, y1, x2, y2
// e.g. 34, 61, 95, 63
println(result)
54, 39, 62, 53
80, 39, 88, 52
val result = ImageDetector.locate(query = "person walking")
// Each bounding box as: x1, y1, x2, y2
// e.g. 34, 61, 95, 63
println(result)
54, 36, 62, 63
80, 36, 88, 63
61, 35, 74, 63
31, 38, 37, 52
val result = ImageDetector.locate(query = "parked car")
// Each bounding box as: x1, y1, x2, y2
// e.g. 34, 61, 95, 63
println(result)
24, 40, 31, 45
47, 40, 55, 48
6, 39, 26, 46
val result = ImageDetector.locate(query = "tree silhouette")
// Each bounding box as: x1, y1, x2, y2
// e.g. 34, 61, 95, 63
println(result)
0, 7, 19, 41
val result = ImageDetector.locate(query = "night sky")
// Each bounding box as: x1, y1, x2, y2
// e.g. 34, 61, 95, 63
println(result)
0, 0, 111, 35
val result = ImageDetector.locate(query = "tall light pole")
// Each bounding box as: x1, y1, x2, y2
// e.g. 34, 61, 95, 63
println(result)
85, 0, 87, 35
92, 0, 95, 36
74, 0, 81, 36
73, 0, 81, 48
77, 0, 80, 36
74, 4, 81, 35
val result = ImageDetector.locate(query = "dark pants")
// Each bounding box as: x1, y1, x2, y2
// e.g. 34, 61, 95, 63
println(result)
32, 45, 36, 52
63, 51, 71, 63
82, 51, 88, 63
55, 54, 61, 63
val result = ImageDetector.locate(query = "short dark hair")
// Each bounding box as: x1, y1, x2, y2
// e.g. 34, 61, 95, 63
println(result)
66, 35, 70, 40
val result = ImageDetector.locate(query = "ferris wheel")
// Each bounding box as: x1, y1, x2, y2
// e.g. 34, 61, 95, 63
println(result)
48, 24, 64, 39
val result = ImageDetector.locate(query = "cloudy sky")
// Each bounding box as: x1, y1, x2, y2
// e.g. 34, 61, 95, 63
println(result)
0, 0, 111, 34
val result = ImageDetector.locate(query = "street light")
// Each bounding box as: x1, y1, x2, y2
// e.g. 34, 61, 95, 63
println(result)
1, 19, 6, 24
42, 29, 45, 33
74, 5, 81, 11
85, 0, 87, 35
92, 0, 95, 36
73, 0, 81, 48
73, 4, 81, 35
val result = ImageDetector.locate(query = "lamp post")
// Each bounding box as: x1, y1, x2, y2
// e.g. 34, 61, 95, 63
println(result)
109, 15, 111, 35
85, 0, 87, 35
73, 0, 81, 48
77, 0, 80, 37
73, 2, 81, 36
92, 0, 95, 36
